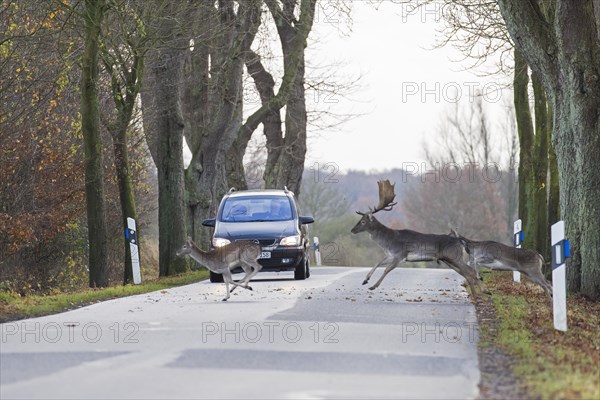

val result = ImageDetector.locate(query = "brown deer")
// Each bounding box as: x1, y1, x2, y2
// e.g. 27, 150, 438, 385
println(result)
350, 180, 486, 299
176, 237, 262, 301
448, 228, 552, 298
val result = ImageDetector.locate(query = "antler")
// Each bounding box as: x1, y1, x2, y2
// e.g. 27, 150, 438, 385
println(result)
356, 179, 397, 215
372, 179, 397, 213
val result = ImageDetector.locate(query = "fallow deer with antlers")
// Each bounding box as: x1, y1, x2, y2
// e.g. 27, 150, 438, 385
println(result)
350, 180, 486, 299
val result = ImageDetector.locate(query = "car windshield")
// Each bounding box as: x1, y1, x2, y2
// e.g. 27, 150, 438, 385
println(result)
220, 196, 294, 222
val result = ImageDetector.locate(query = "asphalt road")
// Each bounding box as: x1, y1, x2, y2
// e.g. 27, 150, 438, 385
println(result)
1, 266, 480, 399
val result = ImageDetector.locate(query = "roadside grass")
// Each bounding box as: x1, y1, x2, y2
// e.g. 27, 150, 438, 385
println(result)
482, 271, 600, 400
0, 270, 209, 323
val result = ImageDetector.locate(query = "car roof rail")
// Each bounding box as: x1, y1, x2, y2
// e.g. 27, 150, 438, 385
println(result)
228, 187, 236, 194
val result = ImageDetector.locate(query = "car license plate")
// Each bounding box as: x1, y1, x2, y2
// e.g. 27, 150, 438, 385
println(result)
259, 251, 271, 259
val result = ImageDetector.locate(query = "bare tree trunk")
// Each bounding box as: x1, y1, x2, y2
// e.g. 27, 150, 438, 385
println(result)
227, 49, 284, 191
529, 72, 549, 264
223, 0, 317, 199
154, 47, 188, 276
112, 127, 138, 284
182, 0, 262, 249
141, 4, 189, 276
81, 0, 108, 288
505, 114, 519, 240
499, 0, 600, 299
546, 103, 560, 278
261, 0, 317, 195
512, 49, 534, 231
102, 36, 144, 284
271, 51, 308, 194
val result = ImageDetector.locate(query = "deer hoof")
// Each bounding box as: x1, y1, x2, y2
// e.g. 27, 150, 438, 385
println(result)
362, 280, 369, 285
368, 286, 377, 291
222, 298, 228, 302
247, 286, 253, 291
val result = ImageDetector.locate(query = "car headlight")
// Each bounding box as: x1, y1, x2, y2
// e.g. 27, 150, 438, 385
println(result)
279, 235, 301, 246
212, 238, 231, 248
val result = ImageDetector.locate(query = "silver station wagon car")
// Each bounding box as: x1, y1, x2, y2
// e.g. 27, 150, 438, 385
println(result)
202, 188, 314, 282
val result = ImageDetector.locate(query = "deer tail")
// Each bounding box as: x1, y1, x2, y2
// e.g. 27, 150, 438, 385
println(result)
537, 252, 549, 266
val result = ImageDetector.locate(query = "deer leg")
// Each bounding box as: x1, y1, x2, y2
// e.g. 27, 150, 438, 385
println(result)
521, 269, 553, 299
222, 281, 230, 301
233, 264, 251, 283
221, 270, 236, 301
368, 258, 403, 290
544, 282, 553, 299
228, 272, 246, 293
363, 256, 394, 285
464, 250, 482, 281
231, 264, 253, 292
234, 261, 261, 291
240, 260, 262, 287
230, 260, 262, 292
466, 266, 488, 298
445, 260, 486, 299
474, 263, 483, 281
462, 262, 488, 296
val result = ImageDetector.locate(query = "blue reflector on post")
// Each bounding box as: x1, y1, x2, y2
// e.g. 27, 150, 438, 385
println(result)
564, 240, 570, 258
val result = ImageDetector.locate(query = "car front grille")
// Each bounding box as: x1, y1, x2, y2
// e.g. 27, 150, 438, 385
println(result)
235, 238, 278, 247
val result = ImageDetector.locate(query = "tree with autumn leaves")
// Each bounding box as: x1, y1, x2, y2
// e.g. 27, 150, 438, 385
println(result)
1, 2, 153, 291
1, 3, 87, 291
2, 0, 321, 289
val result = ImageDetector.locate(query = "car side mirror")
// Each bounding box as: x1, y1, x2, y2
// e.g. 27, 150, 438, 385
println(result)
202, 218, 216, 227
299, 216, 314, 225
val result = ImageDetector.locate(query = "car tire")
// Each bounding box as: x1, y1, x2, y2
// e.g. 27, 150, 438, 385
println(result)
294, 258, 308, 280
210, 271, 224, 283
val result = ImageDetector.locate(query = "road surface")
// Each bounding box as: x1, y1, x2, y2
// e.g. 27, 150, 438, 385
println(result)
1, 266, 480, 399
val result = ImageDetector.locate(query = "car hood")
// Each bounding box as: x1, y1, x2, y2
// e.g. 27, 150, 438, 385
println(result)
215, 220, 298, 240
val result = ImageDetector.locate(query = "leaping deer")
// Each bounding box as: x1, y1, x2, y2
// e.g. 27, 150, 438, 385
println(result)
448, 229, 552, 298
176, 238, 263, 301
350, 180, 486, 299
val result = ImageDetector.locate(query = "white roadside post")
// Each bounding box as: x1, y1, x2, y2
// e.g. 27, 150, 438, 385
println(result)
126, 217, 142, 284
513, 219, 523, 282
551, 221, 570, 332
314, 236, 322, 266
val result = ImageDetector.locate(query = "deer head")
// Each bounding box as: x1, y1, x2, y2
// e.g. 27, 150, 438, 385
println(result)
176, 237, 194, 257
351, 180, 397, 234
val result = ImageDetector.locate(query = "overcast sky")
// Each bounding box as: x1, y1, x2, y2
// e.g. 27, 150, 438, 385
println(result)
303, 1, 512, 174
